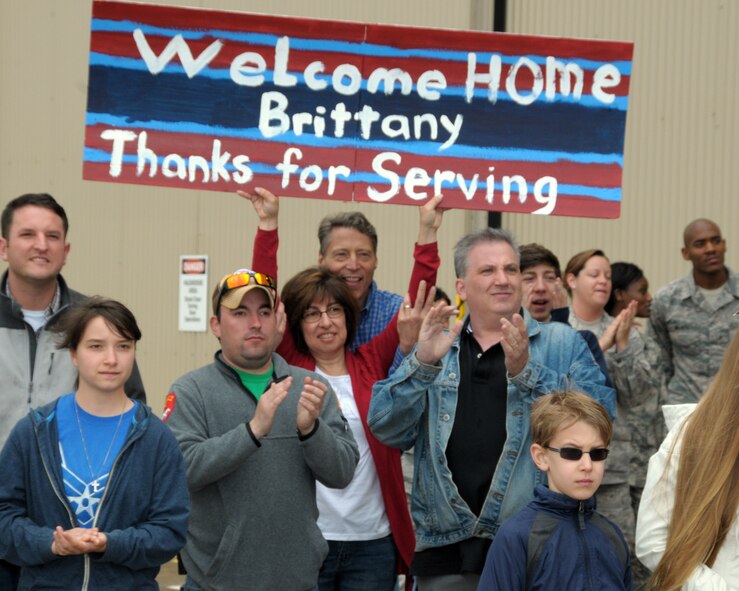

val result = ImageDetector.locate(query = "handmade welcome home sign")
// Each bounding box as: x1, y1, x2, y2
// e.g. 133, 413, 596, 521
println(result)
83, 1, 634, 218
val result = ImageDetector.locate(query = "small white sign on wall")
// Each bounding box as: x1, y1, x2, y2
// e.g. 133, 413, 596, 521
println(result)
179, 255, 209, 332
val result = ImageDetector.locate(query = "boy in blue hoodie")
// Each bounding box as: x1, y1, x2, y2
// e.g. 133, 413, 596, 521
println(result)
478, 392, 632, 590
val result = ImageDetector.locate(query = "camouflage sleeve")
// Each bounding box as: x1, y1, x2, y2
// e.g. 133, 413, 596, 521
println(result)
645, 297, 674, 384
606, 327, 661, 407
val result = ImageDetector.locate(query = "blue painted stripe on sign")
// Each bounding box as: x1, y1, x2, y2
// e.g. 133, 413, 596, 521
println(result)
86, 112, 624, 166
91, 19, 632, 75
83, 146, 621, 201
88, 52, 629, 111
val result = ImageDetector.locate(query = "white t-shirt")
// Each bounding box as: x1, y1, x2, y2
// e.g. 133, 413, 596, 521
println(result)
697, 284, 724, 306
315, 369, 390, 541
22, 308, 47, 332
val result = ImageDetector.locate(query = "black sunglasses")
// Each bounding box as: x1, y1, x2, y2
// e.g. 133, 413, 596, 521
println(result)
545, 446, 609, 462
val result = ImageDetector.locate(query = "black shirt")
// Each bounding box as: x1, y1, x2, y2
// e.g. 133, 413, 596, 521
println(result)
411, 321, 509, 576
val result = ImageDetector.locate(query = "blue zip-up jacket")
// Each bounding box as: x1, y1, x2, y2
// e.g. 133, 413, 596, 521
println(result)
368, 313, 616, 551
478, 485, 632, 590
0, 398, 189, 590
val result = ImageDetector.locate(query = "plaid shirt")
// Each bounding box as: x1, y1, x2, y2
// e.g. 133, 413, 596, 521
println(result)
351, 281, 403, 350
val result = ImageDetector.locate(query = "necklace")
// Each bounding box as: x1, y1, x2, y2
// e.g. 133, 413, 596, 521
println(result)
74, 397, 128, 494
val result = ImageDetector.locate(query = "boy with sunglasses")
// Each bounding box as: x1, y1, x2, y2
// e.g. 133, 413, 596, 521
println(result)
478, 392, 632, 590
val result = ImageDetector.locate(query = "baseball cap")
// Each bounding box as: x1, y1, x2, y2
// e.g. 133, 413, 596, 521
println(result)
212, 268, 277, 313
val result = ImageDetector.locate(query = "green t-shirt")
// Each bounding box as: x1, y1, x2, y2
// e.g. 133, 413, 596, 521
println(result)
233, 364, 273, 400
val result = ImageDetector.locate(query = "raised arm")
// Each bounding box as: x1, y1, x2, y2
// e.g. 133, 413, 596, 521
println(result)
363, 196, 443, 373
408, 194, 443, 303
382, 195, 444, 373
603, 322, 661, 407
238, 187, 280, 280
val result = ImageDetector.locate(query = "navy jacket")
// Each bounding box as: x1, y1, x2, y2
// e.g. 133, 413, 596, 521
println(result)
0, 398, 189, 590
478, 485, 631, 591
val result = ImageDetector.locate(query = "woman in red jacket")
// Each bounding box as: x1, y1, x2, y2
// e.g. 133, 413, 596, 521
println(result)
244, 188, 446, 590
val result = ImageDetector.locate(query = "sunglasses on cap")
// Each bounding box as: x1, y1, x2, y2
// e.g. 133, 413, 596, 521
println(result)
545, 446, 609, 461
216, 270, 276, 309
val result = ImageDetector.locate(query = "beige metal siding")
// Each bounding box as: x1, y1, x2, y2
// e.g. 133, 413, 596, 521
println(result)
504, 0, 738, 288
1, 0, 736, 415
0, 0, 485, 414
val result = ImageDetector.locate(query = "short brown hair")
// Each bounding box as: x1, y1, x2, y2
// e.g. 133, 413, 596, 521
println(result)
563, 249, 608, 295
280, 266, 359, 354
2, 193, 69, 239
53, 296, 141, 351
531, 391, 612, 448
317, 211, 378, 256
520, 243, 561, 276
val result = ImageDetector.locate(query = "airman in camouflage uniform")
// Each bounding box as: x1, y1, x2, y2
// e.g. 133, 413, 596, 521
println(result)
564, 248, 663, 591
647, 219, 739, 404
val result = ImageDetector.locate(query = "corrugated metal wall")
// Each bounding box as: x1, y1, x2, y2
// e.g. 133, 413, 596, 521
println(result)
504, 0, 738, 288
1, 0, 736, 414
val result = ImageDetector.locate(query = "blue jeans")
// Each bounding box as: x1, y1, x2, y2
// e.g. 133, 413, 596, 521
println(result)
318, 535, 397, 591
182, 575, 318, 591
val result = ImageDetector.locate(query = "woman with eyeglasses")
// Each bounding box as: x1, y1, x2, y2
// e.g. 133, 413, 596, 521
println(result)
0, 297, 189, 590
244, 188, 445, 591
564, 249, 661, 589
636, 331, 739, 590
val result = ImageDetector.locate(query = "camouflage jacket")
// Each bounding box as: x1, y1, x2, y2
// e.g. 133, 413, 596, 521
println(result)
647, 268, 738, 405
569, 311, 660, 486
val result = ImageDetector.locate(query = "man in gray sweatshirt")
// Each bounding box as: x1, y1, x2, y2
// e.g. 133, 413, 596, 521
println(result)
165, 268, 359, 591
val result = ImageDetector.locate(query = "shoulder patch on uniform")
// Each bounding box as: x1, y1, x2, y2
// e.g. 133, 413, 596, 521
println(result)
162, 392, 177, 422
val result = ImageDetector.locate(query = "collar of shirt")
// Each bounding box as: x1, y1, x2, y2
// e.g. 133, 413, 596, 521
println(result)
5, 279, 61, 324
361, 281, 379, 313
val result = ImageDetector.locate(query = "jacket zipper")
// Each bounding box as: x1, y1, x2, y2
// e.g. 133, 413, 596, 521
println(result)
84, 425, 140, 590
37, 410, 141, 591
39, 446, 76, 527
38, 436, 81, 583
577, 501, 595, 590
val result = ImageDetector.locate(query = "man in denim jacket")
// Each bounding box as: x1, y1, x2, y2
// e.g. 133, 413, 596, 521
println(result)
368, 228, 615, 591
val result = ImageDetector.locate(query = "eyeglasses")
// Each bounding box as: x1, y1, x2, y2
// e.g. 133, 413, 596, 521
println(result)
216, 271, 276, 309
545, 446, 609, 461
302, 304, 344, 323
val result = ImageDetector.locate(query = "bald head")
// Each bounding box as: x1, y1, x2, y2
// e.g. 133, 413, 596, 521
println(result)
683, 218, 720, 248
681, 218, 726, 282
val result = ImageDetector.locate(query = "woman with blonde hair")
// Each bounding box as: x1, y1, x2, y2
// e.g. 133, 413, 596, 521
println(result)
636, 331, 739, 590
564, 249, 659, 574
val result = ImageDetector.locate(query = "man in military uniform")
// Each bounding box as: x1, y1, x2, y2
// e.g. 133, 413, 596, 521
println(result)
648, 218, 738, 404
